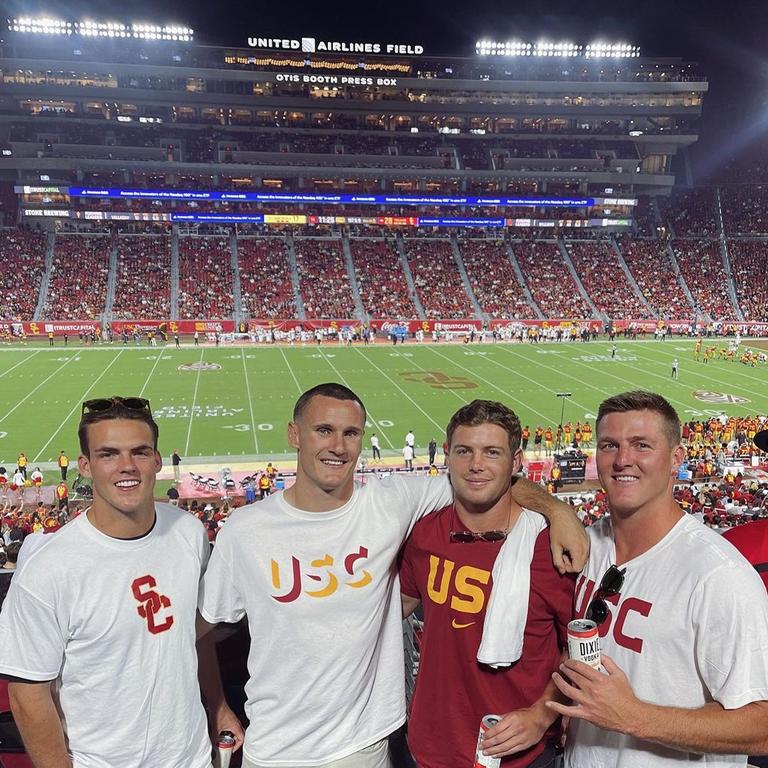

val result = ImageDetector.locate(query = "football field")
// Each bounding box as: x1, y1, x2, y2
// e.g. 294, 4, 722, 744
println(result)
0, 338, 766, 467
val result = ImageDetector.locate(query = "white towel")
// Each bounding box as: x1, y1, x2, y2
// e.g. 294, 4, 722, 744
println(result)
476, 508, 547, 668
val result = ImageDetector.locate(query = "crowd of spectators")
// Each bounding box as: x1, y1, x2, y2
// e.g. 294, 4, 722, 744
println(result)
727, 240, 768, 321
42, 234, 111, 320
511, 240, 592, 318
721, 186, 768, 235
112, 235, 171, 319
632, 195, 659, 237
178, 236, 234, 319
403, 238, 474, 318
294, 238, 357, 318
619, 237, 694, 318
238, 237, 296, 319
658, 188, 718, 237
351, 238, 417, 317
458, 240, 537, 319
565, 241, 649, 319
672, 240, 736, 320
0, 229, 47, 320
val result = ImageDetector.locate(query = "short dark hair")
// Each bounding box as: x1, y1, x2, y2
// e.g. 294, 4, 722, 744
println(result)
78, 401, 160, 456
597, 391, 681, 447
446, 400, 522, 454
292, 383, 367, 422
6, 541, 21, 564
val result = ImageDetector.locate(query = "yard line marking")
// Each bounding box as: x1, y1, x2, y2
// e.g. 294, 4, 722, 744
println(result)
33, 350, 125, 462
0, 354, 80, 428
319, 348, 397, 450
426, 346, 567, 422
241, 348, 259, 453
139, 351, 165, 397
0, 350, 42, 381
625, 343, 768, 402
351, 346, 445, 434
279, 348, 304, 394
184, 348, 205, 455
495, 344, 702, 417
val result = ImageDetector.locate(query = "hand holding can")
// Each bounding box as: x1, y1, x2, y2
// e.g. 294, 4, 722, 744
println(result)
213, 730, 236, 768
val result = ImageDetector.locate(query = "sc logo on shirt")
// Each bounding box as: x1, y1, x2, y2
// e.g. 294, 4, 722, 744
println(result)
131, 575, 174, 635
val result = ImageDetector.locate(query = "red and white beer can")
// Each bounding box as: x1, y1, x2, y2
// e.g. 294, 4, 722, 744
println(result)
214, 730, 236, 768
567, 618, 601, 669
474, 714, 502, 768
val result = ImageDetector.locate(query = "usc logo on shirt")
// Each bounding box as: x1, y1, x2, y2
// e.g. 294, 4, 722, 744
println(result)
427, 555, 491, 623
574, 574, 652, 654
131, 575, 174, 635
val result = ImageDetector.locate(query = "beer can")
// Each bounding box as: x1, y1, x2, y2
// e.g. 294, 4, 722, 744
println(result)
214, 730, 236, 768
567, 618, 601, 669
474, 714, 502, 768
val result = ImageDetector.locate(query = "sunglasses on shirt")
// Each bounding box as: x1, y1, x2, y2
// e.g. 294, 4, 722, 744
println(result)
585, 564, 626, 625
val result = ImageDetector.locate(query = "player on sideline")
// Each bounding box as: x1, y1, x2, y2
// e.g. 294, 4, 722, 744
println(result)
198, 383, 588, 768
548, 390, 768, 767
0, 396, 214, 768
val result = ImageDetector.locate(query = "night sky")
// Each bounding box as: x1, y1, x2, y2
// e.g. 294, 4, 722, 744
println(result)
4, 0, 768, 178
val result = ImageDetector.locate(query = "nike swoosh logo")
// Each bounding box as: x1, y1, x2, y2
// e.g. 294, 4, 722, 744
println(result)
451, 619, 476, 629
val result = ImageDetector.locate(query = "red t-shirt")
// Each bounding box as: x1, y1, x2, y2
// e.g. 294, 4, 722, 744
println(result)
399, 506, 575, 768
723, 519, 768, 591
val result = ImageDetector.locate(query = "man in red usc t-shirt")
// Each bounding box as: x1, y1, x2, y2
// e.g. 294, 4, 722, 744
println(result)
400, 400, 574, 768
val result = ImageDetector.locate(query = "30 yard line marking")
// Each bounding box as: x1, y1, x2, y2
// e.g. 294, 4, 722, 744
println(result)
0, 354, 79, 428
318, 349, 397, 450
351, 347, 445, 435
241, 348, 259, 453
33, 349, 125, 462
184, 348, 205, 455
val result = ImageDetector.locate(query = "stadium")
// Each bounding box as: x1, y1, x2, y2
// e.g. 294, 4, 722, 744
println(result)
0, 8, 767, 768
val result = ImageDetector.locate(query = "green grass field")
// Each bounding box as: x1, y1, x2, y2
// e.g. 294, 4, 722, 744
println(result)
0, 338, 766, 468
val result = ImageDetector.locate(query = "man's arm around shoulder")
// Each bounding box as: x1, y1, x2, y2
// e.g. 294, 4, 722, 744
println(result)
508, 477, 589, 574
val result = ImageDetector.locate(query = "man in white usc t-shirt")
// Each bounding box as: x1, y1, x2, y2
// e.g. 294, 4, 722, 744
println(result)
0, 396, 213, 768
548, 390, 768, 768
198, 382, 589, 768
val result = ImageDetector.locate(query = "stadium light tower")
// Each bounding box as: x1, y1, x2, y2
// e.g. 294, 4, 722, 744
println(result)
555, 392, 572, 451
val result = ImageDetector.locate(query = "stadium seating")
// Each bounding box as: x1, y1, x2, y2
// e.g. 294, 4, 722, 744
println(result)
512, 241, 593, 318
565, 241, 649, 319
0, 229, 47, 320
721, 186, 768, 235
178, 236, 234, 320
112, 235, 171, 319
619, 238, 693, 318
402, 238, 474, 318
238, 237, 296, 319
42, 234, 111, 319
457, 240, 537, 318
294, 238, 357, 318
672, 240, 736, 320
727, 240, 768, 321
350, 238, 417, 317
658, 188, 718, 237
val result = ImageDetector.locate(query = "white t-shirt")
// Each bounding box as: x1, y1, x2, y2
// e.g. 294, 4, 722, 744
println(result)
199, 474, 453, 767
0, 504, 212, 768
566, 514, 768, 768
